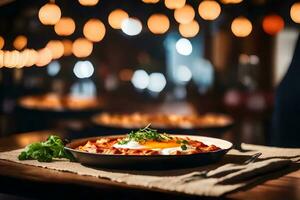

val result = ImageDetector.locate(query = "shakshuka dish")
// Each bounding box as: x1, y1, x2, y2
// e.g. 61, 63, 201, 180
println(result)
76, 125, 221, 156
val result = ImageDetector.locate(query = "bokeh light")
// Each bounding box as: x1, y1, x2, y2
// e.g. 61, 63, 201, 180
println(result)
62, 39, 73, 56
73, 60, 94, 78
177, 65, 192, 83
0, 36, 4, 49
36, 48, 52, 67
231, 17, 252, 37
46, 40, 64, 59
147, 14, 170, 34
147, 73, 167, 93
38, 3, 61, 25
24, 49, 38, 67
198, 0, 221, 21
47, 61, 61, 76
131, 70, 149, 89
221, 0, 243, 4
108, 9, 129, 29
174, 5, 195, 24
290, 2, 300, 24
54, 17, 76, 36
179, 20, 199, 38
142, 0, 159, 3
78, 0, 99, 6
119, 69, 133, 81
72, 38, 93, 58
83, 19, 106, 42
176, 38, 193, 56
13, 35, 27, 50
165, 0, 186, 9
121, 18, 142, 36
262, 14, 284, 35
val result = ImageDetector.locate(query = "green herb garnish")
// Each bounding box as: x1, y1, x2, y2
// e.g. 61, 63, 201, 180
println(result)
118, 124, 172, 144
181, 144, 187, 150
18, 135, 74, 162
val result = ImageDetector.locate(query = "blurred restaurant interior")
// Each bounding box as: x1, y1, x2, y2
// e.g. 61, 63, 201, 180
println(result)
0, 0, 300, 148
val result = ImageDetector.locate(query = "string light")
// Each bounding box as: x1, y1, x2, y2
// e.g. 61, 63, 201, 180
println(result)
24, 49, 38, 67
198, 0, 221, 21
38, 3, 61, 25
231, 16, 252, 37
72, 38, 93, 58
54, 17, 76, 36
108, 9, 129, 29
83, 19, 106, 42
62, 39, 73, 56
174, 4, 195, 24
36, 48, 53, 67
290, 2, 300, 24
221, 0, 243, 4
78, 0, 99, 6
46, 40, 64, 59
165, 0, 186, 9
179, 20, 200, 38
0, 36, 4, 49
262, 14, 284, 35
147, 14, 170, 34
13, 35, 27, 50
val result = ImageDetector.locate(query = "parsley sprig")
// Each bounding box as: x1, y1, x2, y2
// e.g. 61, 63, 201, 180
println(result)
18, 135, 74, 162
118, 124, 172, 145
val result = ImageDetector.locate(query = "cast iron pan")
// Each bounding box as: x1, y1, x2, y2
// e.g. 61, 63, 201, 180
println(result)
65, 135, 233, 169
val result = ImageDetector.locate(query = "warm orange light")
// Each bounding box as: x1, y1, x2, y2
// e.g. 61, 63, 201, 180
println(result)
0, 50, 3, 68
119, 69, 133, 81
221, 0, 242, 4
78, 0, 99, 6
147, 14, 170, 34
38, 3, 61, 25
290, 2, 300, 24
174, 5, 195, 24
46, 40, 64, 59
24, 49, 38, 67
198, 0, 221, 20
165, 0, 186, 9
54, 17, 75, 36
142, 0, 159, 3
179, 20, 200, 37
0, 36, 4, 50
108, 9, 129, 29
83, 19, 106, 42
62, 39, 73, 56
13, 35, 27, 50
36, 48, 52, 67
262, 14, 284, 35
72, 38, 93, 58
231, 17, 252, 37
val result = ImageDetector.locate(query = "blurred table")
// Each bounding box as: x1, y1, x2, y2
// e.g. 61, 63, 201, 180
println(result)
0, 130, 299, 200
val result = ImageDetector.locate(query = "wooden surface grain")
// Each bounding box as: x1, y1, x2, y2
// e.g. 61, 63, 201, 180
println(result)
0, 131, 299, 200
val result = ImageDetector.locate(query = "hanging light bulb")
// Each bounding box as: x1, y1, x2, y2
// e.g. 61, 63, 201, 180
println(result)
165, 0, 186, 9
0, 36, 4, 50
46, 40, 64, 59
54, 17, 76, 36
198, 0, 221, 21
83, 19, 106, 42
72, 38, 93, 58
179, 20, 200, 38
38, 3, 61, 25
13, 35, 27, 50
108, 9, 129, 29
78, 0, 99, 6
262, 14, 284, 35
290, 2, 300, 24
174, 5, 195, 24
62, 39, 73, 56
147, 14, 170, 34
231, 16, 252, 37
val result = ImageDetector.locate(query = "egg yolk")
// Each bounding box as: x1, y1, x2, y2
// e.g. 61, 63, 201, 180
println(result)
143, 140, 181, 149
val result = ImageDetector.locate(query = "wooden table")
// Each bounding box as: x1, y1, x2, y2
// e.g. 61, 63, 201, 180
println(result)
0, 131, 299, 200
